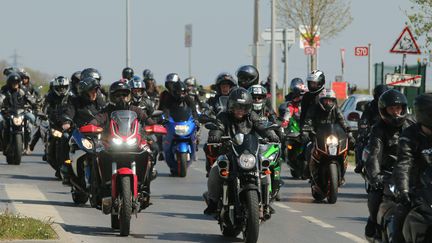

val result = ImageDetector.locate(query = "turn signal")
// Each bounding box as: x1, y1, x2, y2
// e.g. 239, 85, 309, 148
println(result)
264, 169, 271, 175
65, 159, 71, 164
220, 169, 229, 177
287, 145, 293, 150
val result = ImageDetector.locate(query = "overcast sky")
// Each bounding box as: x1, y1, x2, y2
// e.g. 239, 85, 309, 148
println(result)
0, 0, 428, 90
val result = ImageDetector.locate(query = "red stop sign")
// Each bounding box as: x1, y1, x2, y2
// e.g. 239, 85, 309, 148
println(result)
355, 47, 369, 56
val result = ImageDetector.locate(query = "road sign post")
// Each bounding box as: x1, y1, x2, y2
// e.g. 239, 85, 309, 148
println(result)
354, 45, 371, 94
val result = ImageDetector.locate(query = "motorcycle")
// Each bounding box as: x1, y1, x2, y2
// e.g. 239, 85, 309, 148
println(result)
4, 108, 27, 165
35, 113, 50, 161
67, 124, 103, 205
204, 123, 262, 243
163, 106, 197, 177
92, 110, 166, 236
258, 142, 282, 219
283, 117, 305, 179
309, 124, 348, 204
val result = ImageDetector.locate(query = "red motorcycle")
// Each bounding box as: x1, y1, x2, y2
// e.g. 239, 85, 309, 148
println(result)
92, 110, 166, 236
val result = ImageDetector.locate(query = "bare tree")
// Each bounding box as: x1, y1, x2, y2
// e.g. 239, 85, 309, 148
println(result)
277, 0, 353, 71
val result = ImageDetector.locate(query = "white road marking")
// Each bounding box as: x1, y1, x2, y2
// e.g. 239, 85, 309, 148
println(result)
274, 202, 302, 213
5, 184, 65, 224
336, 231, 368, 243
302, 216, 335, 228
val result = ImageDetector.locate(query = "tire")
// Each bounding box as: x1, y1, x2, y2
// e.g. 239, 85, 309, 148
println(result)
290, 169, 300, 179
119, 176, 132, 236
177, 153, 188, 177
327, 163, 339, 204
72, 189, 88, 205
243, 190, 260, 243
13, 134, 23, 165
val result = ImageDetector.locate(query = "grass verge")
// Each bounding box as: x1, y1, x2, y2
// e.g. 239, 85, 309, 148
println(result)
0, 208, 57, 240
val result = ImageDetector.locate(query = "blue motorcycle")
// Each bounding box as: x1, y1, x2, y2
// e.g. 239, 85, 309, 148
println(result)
163, 107, 197, 177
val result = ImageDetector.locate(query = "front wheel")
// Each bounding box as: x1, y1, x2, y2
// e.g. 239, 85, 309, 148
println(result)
243, 190, 260, 243
119, 176, 132, 236
327, 163, 339, 204
177, 152, 188, 177
8, 134, 23, 165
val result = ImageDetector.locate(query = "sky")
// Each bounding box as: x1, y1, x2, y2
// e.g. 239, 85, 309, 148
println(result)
0, 0, 428, 90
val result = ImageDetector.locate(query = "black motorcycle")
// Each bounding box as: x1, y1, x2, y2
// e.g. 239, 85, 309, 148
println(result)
309, 124, 349, 204
4, 108, 27, 165
204, 123, 261, 243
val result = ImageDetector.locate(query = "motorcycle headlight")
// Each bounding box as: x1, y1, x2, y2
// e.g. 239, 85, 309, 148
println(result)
12, 116, 23, 126
326, 135, 339, 156
175, 125, 190, 136
326, 135, 338, 146
126, 137, 137, 146
238, 153, 256, 170
51, 129, 63, 138
112, 137, 123, 145
81, 138, 93, 150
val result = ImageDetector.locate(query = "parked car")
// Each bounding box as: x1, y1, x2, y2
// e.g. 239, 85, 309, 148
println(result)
340, 94, 373, 137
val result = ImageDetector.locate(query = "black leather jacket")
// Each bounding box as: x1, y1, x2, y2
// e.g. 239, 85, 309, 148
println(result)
62, 94, 106, 127
365, 119, 413, 186
302, 104, 349, 136
130, 96, 155, 118
44, 91, 66, 128
393, 123, 432, 196
209, 111, 278, 142
0, 86, 36, 112
299, 91, 320, 128
357, 100, 380, 142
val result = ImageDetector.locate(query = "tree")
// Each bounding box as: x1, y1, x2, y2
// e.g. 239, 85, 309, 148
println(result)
276, 0, 353, 71
406, 0, 432, 50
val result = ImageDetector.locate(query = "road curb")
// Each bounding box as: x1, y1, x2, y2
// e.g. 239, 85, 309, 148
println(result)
0, 223, 73, 243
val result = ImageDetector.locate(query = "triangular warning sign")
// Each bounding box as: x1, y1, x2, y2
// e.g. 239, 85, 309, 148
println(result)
390, 27, 421, 54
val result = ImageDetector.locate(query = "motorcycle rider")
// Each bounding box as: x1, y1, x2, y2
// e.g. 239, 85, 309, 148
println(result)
300, 70, 326, 128
80, 68, 107, 99
69, 71, 82, 97
0, 73, 37, 154
279, 78, 306, 126
393, 93, 432, 243
121, 67, 134, 82
204, 88, 280, 215
302, 89, 354, 191
129, 76, 154, 117
205, 72, 237, 115
354, 84, 390, 173
142, 69, 160, 108
184, 76, 203, 110
90, 81, 155, 208
60, 77, 107, 183
19, 71, 40, 99
44, 76, 71, 178
363, 89, 412, 242
236, 65, 259, 90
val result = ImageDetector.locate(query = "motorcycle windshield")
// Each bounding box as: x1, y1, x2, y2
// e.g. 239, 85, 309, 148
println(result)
315, 123, 348, 152
170, 106, 192, 122
232, 133, 259, 155
110, 110, 138, 137
288, 117, 300, 134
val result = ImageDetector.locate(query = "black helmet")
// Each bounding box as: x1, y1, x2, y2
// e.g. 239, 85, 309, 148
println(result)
236, 65, 259, 89
184, 76, 197, 87
70, 71, 81, 92
165, 73, 181, 92
81, 68, 102, 82
52, 76, 70, 96
78, 77, 100, 98
20, 71, 30, 80
373, 84, 390, 101
248, 84, 267, 111
128, 76, 146, 103
290, 78, 306, 97
318, 89, 337, 112
306, 70, 325, 94
215, 72, 237, 94
378, 89, 408, 127
227, 87, 253, 115
142, 69, 154, 80
109, 80, 131, 109
3, 67, 17, 77
414, 93, 432, 130
6, 72, 22, 87
122, 67, 134, 80
173, 81, 188, 99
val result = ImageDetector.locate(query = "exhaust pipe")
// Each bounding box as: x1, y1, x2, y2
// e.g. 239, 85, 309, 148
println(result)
101, 197, 112, 215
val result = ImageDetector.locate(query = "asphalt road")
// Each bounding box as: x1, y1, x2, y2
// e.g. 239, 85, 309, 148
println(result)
0, 133, 369, 243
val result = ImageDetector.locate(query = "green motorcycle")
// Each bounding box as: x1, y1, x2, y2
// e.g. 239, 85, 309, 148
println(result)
259, 142, 283, 220
283, 117, 306, 179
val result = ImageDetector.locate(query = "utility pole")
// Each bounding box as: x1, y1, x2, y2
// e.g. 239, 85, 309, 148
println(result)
10, 49, 22, 68
126, 0, 131, 67
253, 0, 260, 70
368, 43, 372, 95
270, 0, 277, 110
